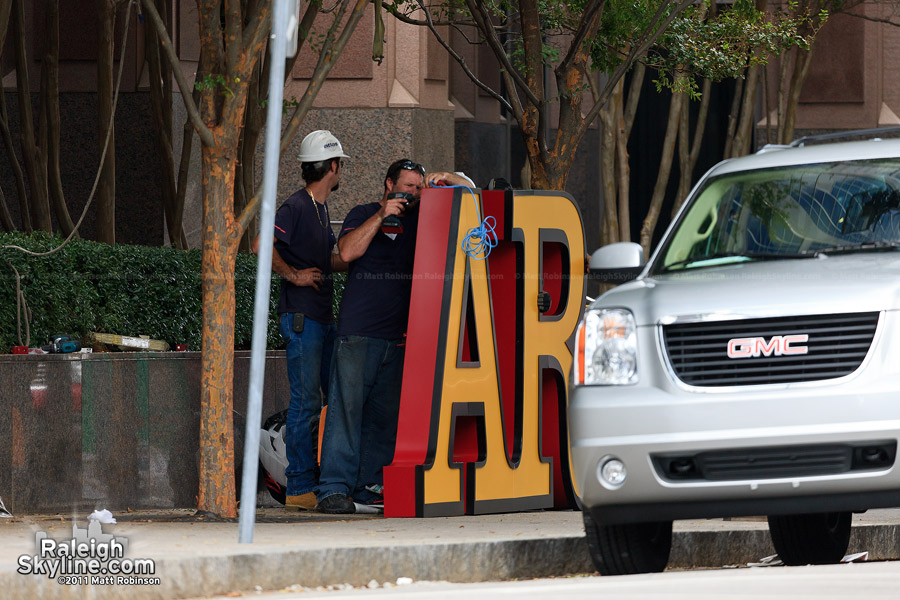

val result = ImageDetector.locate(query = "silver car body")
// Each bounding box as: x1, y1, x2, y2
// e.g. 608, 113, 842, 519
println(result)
569, 138, 900, 524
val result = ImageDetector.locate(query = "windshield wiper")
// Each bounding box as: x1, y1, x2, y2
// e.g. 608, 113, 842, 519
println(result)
804, 241, 900, 256
663, 251, 815, 272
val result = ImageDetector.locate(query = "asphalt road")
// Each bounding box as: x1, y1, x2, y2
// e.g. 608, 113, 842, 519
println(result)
192, 560, 900, 599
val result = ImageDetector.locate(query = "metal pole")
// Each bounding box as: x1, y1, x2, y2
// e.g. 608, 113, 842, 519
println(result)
239, 0, 291, 544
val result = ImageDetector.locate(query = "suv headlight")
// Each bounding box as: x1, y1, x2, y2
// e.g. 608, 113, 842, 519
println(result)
574, 308, 638, 385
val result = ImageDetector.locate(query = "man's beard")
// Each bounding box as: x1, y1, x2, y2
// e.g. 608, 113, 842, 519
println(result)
331, 182, 340, 192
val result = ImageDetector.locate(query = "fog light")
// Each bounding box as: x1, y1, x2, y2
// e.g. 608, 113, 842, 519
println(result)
598, 457, 627, 488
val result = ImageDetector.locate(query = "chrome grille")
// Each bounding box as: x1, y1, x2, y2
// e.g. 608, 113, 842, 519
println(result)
663, 312, 879, 386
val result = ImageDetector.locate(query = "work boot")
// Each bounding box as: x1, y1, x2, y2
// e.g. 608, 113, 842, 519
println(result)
317, 493, 355, 514
284, 492, 317, 511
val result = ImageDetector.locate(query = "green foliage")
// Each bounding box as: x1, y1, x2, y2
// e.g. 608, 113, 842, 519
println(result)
332, 271, 346, 322
389, 0, 823, 106
651, 0, 826, 98
0, 233, 282, 353
194, 73, 235, 98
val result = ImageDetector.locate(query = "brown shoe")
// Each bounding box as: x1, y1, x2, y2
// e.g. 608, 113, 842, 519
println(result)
284, 492, 317, 511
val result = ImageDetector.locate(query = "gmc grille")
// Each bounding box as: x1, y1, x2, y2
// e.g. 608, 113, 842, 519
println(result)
662, 312, 880, 386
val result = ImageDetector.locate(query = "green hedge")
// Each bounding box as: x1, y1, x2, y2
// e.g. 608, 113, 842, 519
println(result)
0, 232, 302, 353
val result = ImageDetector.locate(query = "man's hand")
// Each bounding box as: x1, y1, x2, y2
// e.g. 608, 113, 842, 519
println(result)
425, 172, 473, 188
378, 195, 408, 220
290, 267, 323, 290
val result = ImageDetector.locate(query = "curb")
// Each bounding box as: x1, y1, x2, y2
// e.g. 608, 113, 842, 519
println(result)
2, 524, 899, 599
1, 536, 593, 600
672, 523, 900, 568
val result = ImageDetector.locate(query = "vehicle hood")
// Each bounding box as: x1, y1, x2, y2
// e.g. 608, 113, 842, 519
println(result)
597, 253, 900, 326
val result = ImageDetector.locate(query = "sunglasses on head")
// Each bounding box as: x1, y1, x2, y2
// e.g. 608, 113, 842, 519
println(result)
398, 160, 425, 176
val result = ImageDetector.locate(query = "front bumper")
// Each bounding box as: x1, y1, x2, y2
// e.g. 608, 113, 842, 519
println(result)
568, 311, 900, 524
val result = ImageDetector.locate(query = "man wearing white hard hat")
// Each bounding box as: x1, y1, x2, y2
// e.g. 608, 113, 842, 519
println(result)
253, 130, 349, 511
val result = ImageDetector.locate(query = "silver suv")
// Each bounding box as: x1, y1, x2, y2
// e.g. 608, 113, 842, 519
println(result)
569, 133, 900, 575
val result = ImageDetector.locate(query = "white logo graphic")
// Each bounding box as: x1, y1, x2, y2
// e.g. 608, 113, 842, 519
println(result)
726, 334, 809, 359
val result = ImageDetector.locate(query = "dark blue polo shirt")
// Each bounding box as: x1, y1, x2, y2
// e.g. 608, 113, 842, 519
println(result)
336, 202, 419, 339
273, 189, 336, 324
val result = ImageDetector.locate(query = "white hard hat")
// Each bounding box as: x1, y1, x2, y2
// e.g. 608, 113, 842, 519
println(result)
298, 130, 350, 163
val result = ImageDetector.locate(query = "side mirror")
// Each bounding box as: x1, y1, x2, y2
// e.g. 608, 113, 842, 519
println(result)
588, 242, 645, 283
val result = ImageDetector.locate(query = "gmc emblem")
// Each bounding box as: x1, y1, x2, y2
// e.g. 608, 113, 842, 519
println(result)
726, 334, 809, 359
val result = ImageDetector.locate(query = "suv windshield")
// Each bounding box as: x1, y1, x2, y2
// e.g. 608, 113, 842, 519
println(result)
655, 158, 900, 273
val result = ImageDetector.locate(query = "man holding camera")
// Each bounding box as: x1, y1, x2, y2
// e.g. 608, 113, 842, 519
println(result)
254, 130, 349, 512
316, 159, 471, 513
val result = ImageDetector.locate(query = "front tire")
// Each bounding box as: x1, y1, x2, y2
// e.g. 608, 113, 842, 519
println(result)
582, 510, 672, 575
767, 511, 852, 566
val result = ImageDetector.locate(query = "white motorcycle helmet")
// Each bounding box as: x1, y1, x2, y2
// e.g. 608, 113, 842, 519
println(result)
258, 410, 288, 504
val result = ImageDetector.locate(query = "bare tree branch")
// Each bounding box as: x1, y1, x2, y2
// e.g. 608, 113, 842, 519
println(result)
387, 2, 484, 29
463, 0, 539, 110
846, 13, 900, 26
415, 0, 514, 113
0, 46, 31, 231
279, 0, 369, 156
622, 60, 645, 139
240, 0, 369, 229
0, 0, 12, 56
557, 0, 604, 75
0, 186, 13, 231
579, 0, 694, 140
45, 0, 75, 236
241, 0, 272, 69
225, 0, 242, 76
12, 0, 50, 231
139, 0, 215, 147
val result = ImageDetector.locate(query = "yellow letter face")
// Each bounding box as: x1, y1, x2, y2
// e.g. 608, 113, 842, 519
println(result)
384, 188, 585, 516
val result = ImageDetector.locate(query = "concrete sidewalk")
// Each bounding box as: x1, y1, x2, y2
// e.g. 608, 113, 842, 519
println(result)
1, 507, 899, 600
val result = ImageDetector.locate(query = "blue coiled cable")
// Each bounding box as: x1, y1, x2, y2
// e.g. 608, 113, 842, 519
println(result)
443, 185, 497, 260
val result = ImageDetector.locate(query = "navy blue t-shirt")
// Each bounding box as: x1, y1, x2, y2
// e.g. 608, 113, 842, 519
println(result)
273, 189, 336, 323
337, 202, 419, 339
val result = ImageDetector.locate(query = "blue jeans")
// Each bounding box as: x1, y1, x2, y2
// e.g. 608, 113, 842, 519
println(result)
280, 313, 336, 496
317, 335, 405, 503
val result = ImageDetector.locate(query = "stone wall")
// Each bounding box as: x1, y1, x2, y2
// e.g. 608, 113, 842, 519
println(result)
0, 351, 289, 514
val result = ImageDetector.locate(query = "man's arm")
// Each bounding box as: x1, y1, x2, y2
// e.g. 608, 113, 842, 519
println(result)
425, 172, 475, 188
252, 234, 323, 290
331, 252, 349, 273
338, 197, 406, 262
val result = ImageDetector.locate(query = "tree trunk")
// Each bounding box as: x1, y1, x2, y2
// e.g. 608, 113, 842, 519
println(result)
640, 90, 684, 254
0, 2, 15, 231
723, 76, 744, 159
614, 63, 646, 244
145, 0, 183, 248
673, 78, 712, 215
198, 144, 241, 518
236, 58, 271, 252
175, 88, 202, 250
44, 0, 75, 236
12, 0, 51, 232
613, 81, 630, 243
781, 39, 816, 144
96, 0, 117, 244
775, 49, 788, 143
0, 186, 13, 231
730, 65, 759, 158
599, 99, 618, 246
0, 90, 30, 231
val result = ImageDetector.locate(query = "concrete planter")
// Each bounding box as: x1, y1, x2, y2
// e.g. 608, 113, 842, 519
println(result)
0, 351, 289, 514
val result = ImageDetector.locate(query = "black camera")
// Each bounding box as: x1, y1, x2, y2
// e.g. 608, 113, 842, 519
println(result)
384, 192, 417, 231
387, 191, 417, 209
